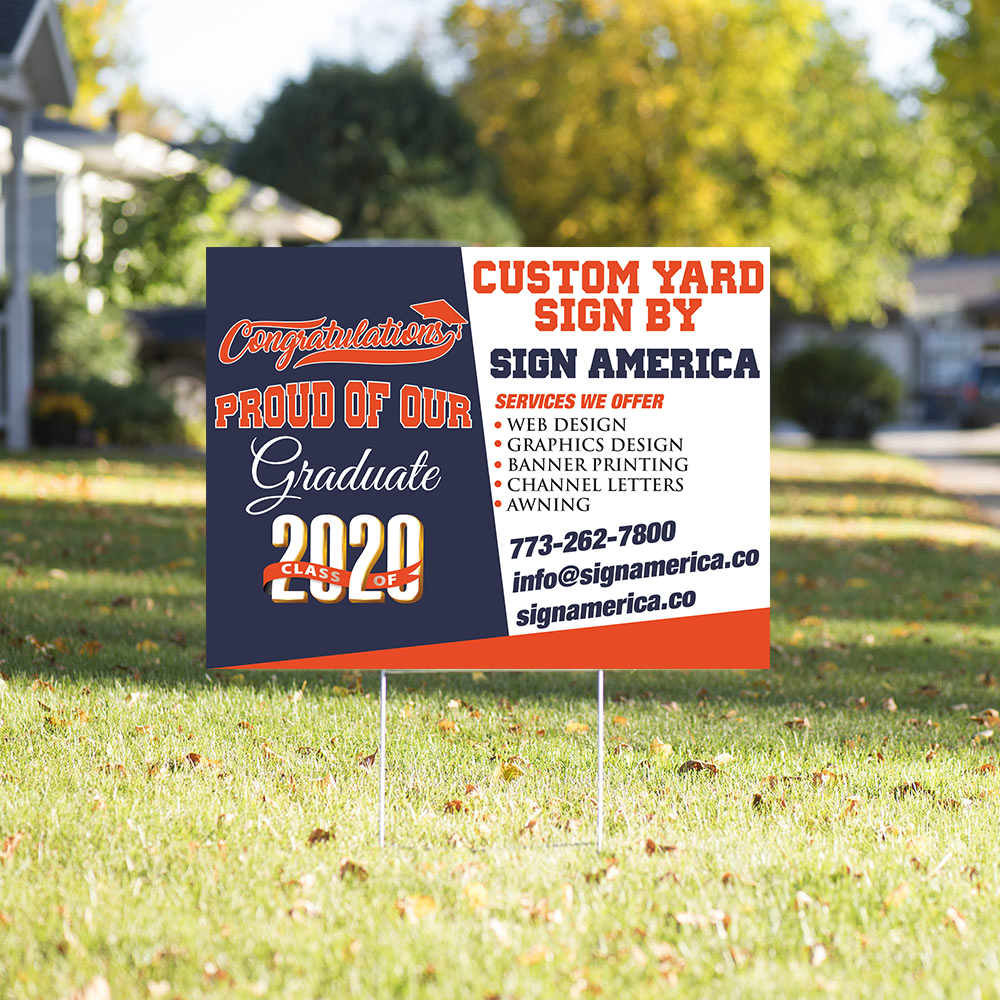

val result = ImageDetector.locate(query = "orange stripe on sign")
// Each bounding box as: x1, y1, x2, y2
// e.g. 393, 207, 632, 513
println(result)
213, 607, 770, 672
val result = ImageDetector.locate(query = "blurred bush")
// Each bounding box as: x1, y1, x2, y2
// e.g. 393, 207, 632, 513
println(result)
22, 276, 185, 446
33, 375, 184, 447
31, 275, 137, 384
773, 344, 902, 441
30, 389, 94, 446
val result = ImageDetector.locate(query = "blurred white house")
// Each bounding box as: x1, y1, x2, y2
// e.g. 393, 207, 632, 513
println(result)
0, 0, 341, 449
774, 256, 1000, 421
1, 111, 341, 284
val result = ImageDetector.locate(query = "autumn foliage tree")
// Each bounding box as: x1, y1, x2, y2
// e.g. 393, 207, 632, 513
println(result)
449, 0, 971, 324
931, 0, 1000, 253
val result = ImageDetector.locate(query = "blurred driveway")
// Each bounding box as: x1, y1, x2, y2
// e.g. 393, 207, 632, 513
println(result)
874, 426, 1000, 525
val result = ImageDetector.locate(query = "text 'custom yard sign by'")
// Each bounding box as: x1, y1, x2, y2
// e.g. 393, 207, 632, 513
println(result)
206, 248, 769, 671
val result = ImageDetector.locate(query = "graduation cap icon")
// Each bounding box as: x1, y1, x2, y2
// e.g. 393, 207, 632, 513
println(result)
409, 299, 469, 328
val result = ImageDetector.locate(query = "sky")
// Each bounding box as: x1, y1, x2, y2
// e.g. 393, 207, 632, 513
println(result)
128, 0, 959, 137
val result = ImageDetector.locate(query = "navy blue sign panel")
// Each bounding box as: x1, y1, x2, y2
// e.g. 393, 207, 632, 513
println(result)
206, 247, 508, 669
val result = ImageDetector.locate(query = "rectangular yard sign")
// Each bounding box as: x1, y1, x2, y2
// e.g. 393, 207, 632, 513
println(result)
206, 248, 769, 671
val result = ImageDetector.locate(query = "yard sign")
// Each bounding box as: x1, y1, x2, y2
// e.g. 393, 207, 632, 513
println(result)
206, 248, 769, 671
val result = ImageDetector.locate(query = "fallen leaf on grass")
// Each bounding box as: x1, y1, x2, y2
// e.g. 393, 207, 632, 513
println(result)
565, 720, 589, 734
976, 761, 996, 774
357, 752, 377, 770
945, 906, 968, 935
674, 910, 730, 931
752, 792, 786, 810
613, 715, 628, 728
443, 799, 464, 814
678, 759, 718, 775
438, 719, 457, 733
306, 828, 333, 846
893, 781, 930, 799
497, 758, 527, 781
645, 839, 679, 855
463, 882, 489, 908
971, 709, 1000, 727
1, 832, 25, 863
882, 882, 910, 911
338, 859, 368, 881
793, 891, 828, 911
937, 797, 974, 811
261, 744, 291, 765
488, 918, 510, 945
135, 640, 159, 653
785, 717, 811, 731
79, 641, 102, 656
287, 682, 306, 703
840, 796, 863, 817
811, 768, 841, 786
584, 856, 620, 882
396, 895, 436, 922
649, 738, 672, 758
517, 944, 550, 966
288, 899, 321, 919
882, 697, 898, 712
64, 976, 111, 1000
123, 692, 147, 706
808, 943, 828, 967
203, 962, 230, 983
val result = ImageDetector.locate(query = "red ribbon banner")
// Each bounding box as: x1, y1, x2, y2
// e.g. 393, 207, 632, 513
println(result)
262, 560, 422, 591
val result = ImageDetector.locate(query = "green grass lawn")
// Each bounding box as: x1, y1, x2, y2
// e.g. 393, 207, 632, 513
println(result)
2, 447, 1000, 999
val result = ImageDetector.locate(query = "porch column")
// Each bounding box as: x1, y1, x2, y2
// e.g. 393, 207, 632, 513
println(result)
5, 106, 31, 451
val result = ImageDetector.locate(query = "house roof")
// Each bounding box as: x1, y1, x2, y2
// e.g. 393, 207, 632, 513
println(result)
0, 0, 75, 108
0, 112, 341, 243
0, 0, 36, 56
910, 255, 1000, 312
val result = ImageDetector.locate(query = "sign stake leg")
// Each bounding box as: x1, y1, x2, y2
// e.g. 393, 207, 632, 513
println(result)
597, 668, 605, 853
379, 670, 387, 848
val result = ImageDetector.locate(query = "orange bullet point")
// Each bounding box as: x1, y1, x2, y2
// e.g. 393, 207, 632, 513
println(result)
495, 480, 502, 487
494, 461, 501, 468
494, 440, 501, 447
494, 421, 501, 428
494, 500, 501, 507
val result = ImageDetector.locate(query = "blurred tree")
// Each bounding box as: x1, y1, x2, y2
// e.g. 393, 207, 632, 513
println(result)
931, 0, 1000, 253
56, 0, 172, 135
83, 167, 251, 306
449, 0, 971, 324
56, 0, 126, 126
233, 60, 521, 243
